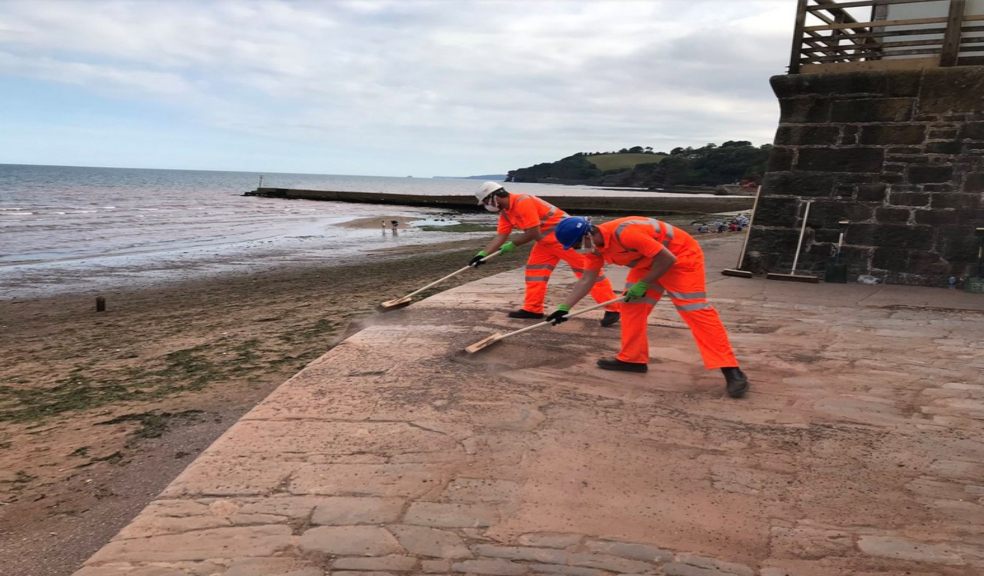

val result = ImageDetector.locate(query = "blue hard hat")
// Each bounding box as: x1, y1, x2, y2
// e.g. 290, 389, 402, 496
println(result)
555, 216, 591, 250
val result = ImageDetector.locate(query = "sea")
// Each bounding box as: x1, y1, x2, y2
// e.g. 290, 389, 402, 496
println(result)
0, 164, 678, 299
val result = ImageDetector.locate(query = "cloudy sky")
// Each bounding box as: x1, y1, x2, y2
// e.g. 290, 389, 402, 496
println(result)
0, 0, 797, 177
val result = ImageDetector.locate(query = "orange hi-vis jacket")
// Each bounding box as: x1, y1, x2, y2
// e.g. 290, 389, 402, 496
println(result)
497, 194, 566, 243
582, 216, 695, 271
497, 193, 619, 314
583, 216, 738, 369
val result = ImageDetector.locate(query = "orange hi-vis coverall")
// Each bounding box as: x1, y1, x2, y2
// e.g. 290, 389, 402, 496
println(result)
582, 216, 739, 369
498, 194, 620, 314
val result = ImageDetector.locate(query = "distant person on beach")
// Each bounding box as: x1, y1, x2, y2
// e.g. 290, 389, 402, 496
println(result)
547, 216, 749, 398
468, 182, 621, 326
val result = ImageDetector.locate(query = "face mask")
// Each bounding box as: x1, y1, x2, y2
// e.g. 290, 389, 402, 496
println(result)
576, 231, 595, 254
483, 198, 500, 213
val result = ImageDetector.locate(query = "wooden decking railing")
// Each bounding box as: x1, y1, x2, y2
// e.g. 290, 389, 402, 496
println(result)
789, 0, 984, 73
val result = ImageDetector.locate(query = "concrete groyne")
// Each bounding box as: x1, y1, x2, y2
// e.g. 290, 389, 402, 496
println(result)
244, 187, 754, 215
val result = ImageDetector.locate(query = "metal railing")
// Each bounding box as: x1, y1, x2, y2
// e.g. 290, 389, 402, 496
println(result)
789, 0, 984, 73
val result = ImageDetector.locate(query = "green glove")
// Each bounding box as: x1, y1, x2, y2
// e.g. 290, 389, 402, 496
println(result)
500, 241, 516, 254
468, 251, 488, 267
625, 281, 649, 302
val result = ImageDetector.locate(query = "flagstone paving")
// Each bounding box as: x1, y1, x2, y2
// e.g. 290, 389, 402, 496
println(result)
73, 237, 984, 576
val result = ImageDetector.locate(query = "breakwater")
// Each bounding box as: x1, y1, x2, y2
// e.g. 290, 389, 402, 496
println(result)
245, 188, 753, 215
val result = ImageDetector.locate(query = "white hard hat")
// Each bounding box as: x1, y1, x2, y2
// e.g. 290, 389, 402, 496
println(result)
475, 181, 504, 205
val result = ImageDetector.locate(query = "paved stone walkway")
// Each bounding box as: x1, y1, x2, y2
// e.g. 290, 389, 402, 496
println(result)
74, 237, 984, 576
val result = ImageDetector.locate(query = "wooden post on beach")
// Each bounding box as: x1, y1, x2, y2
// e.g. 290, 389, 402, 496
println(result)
96, 296, 106, 312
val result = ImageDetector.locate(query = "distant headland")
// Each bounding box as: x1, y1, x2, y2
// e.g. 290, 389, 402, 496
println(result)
503, 142, 771, 192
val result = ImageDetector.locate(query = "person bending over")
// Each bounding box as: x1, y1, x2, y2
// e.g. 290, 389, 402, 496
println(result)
469, 182, 620, 326
548, 215, 749, 398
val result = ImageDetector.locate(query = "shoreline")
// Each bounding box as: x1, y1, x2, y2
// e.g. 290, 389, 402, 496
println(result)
0, 216, 489, 301
0, 210, 724, 302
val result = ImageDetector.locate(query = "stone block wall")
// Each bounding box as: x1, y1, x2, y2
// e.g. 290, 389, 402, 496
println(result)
745, 67, 984, 286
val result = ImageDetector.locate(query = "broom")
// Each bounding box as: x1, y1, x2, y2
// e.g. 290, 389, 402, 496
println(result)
379, 250, 502, 310
722, 185, 762, 278
465, 296, 625, 354
766, 200, 819, 283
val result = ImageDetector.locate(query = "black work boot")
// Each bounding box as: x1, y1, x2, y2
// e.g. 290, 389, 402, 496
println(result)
508, 309, 544, 319
722, 367, 749, 398
600, 311, 620, 327
597, 357, 648, 373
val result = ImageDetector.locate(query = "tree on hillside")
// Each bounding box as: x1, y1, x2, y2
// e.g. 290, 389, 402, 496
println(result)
507, 154, 602, 183
658, 142, 771, 186
505, 140, 769, 187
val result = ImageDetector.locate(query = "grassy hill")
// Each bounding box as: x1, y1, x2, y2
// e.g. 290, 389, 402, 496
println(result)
585, 153, 664, 172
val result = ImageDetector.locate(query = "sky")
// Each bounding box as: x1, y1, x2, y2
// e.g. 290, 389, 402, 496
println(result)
0, 0, 798, 177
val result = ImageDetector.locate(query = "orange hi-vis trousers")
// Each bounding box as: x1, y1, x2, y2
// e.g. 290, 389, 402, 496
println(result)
523, 240, 620, 314
618, 247, 738, 369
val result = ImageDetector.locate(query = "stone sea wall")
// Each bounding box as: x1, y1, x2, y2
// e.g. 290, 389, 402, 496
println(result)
746, 67, 984, 286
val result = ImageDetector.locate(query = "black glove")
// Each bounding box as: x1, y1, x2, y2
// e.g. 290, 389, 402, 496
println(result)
546, 307, 570, 325
468, 251, 488, 267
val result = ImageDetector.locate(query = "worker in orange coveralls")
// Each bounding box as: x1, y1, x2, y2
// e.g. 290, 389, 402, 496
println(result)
468, 182, 621, 327
547, 216, 749, 398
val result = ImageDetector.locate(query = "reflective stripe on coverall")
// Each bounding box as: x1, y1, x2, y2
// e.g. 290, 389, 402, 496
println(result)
588, 217, 738, 369
499, 194, 620, 314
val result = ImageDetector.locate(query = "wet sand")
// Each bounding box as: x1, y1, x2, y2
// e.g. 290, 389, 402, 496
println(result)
0, 237, 527, 576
